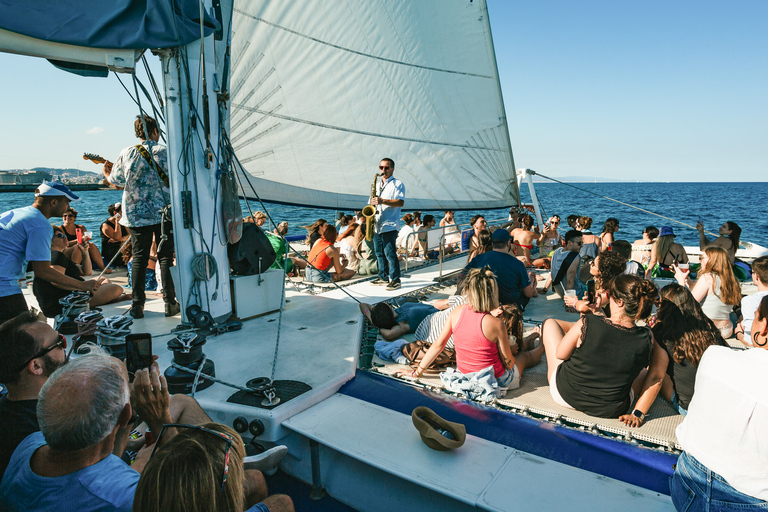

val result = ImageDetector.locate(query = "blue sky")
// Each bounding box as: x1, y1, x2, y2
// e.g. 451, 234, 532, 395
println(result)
0, 0, 765, 181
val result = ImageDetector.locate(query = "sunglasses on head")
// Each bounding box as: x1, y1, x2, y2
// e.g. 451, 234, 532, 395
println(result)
151, 424, 233, 491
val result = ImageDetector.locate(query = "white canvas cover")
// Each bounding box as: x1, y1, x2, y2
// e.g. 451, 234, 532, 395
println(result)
230, 0, 518, 210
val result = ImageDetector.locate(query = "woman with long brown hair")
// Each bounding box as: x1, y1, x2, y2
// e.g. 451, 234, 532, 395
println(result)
674, 246, 741, 338
697, 220, 741, 264
599, 217, 620, 252
630, 284, 727, 418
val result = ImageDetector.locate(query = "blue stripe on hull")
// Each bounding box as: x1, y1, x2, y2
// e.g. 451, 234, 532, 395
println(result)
339, 371, 678, 495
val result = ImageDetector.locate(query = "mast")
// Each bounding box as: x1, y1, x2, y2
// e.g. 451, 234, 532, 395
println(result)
157, 0, 234, 323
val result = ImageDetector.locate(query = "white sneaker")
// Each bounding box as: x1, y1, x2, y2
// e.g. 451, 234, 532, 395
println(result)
243, 445, 288, 475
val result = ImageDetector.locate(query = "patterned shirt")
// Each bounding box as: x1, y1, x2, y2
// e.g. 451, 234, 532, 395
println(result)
414, 295, 467, 349
107, 140, 170, 228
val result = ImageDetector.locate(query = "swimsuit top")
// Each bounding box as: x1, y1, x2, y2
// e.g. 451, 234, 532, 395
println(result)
308, 239, 332, 271
514, 241, 533, 250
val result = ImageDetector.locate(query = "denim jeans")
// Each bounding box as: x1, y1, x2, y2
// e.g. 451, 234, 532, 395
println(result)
373, 230, 399, 282
305, 266, 332, 283
130, 221, 176, 305
670, 452, 768, 511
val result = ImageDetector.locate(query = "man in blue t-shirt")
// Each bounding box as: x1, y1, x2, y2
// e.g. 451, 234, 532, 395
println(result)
0, 181, 100, 323
464, 229, 538, 309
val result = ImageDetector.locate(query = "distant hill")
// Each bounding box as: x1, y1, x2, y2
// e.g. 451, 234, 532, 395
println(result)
0, 167, 99, 176
530, 175, 641, 183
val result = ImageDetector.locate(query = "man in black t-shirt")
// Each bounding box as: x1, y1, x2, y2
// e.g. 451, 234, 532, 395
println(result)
0, 311, 68, 477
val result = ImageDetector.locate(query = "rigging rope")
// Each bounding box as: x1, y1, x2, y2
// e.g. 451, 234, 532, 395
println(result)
530, 171, 741, 246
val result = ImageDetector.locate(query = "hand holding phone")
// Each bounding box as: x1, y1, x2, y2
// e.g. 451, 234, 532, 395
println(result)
586, 280, 596, 304
125, 333, 153, 375
76, 228, 83, 244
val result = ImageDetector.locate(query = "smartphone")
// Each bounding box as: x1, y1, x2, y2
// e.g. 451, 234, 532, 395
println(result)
76, 228, 83, 244
587, 279, 596, 304
125, 333, 153, 374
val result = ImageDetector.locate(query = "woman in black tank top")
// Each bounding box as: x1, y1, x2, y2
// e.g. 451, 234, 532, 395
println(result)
541, 274, 666, 423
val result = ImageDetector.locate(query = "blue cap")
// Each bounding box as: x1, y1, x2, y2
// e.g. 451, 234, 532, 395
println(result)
491, 228, 511, 242
35, 181, 80, 202
659, 226, 675, 237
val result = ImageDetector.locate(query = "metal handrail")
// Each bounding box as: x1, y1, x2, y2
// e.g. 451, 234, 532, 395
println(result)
401, 216, 511, 277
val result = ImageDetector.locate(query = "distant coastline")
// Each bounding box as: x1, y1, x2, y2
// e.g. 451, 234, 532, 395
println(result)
0, 183, 110, 193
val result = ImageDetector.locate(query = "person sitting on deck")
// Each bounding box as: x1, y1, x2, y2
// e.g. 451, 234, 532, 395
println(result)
538, 215, 563, 256
511, 214, 549, 268
632, 225, 658, 268
697, 220, 741, 265
305, 225, 354, 283
541, 274, 664, 420
576, 216, 600, 260
612, 239, 646, 279
599, 217, 620, 252
646, 226, 689, 278
33, 228, 125, 318
396, 213, 417, 253
735, 255, 768, 346
440, 210, 461, 246
624, 284, 727, 423
336, 223, 363, 274
301, 218, 327, 249
397, 267, 544, 392
673, 246, 741, 339
466, 215, 487, 263
132, 422, 294, 512
57, 207, 110, 273
542, 229, 583, 296
669, 295, 768, 511
0, 346, 165, 511
0, 314, 213, 480
563, 249, 627, 317
566, 214, 578, 230
464, 229, 538, 309
101, 203, 129, 268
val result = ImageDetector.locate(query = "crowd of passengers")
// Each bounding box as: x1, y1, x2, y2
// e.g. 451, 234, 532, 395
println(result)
363, 211, 767, 511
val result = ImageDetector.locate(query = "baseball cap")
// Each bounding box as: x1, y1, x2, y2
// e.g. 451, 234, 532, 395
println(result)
659, 226, 676, 237
491, 229, 511, 242
35, 181, 80, 202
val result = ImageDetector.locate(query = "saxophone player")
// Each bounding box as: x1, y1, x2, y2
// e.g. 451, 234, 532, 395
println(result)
370, 158, 406, 290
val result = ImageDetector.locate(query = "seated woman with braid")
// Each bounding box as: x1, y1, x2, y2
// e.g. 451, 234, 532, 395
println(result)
305, 225, 355, 283
542, 274, 664, 419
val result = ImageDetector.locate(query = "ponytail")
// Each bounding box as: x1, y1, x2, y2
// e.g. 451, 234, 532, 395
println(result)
464, 266, 499, 313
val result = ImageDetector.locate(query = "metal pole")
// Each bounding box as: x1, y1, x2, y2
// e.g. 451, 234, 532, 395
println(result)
309, 439, 326, 500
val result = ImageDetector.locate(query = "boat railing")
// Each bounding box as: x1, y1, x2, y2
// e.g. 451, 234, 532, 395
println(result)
402, 216, 511, 280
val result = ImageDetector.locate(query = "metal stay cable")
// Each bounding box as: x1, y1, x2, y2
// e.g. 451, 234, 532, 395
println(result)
223, 134, 363, 304
531, 171, 734, 245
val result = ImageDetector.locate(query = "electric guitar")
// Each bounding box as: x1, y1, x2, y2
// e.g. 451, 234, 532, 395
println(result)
83, 153, 121, 189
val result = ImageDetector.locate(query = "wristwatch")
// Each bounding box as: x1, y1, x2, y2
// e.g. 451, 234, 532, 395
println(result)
632, 409, 646, 421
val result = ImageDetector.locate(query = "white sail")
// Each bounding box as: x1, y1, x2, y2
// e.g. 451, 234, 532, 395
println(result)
230, 0, 518, 210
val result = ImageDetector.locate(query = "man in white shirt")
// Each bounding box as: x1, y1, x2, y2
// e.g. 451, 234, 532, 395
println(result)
736, 256, 768, 345
671, 327, 768, 509
369, 158, 405, 291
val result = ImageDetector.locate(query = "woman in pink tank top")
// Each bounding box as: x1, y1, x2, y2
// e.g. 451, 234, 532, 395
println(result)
400, 267, 544, 391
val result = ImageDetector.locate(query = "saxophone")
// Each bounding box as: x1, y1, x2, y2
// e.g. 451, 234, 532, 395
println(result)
361, 172, 379, 241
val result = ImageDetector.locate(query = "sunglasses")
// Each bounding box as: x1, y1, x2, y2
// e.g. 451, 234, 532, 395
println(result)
152, 424, 233, 491
378, 166, 391, 170
54, 232, 67, 239
15, 334, 66, 372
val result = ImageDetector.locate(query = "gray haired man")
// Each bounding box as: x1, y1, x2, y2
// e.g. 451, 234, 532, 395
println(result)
0, 347, 165, 512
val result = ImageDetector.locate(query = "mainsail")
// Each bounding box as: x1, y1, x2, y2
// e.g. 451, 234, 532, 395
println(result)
230, 0, 519, 211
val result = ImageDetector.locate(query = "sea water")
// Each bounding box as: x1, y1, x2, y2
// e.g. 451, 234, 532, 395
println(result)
1, 182, 766, 249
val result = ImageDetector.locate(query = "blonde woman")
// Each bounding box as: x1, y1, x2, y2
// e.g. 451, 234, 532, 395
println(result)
674, 246, 741, 338
399, 267, 543, 391
133, 422, 293, 512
